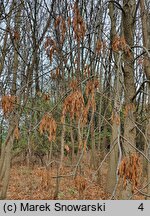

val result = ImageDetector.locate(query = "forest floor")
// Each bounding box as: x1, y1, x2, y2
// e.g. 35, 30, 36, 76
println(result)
7, 159, 145, 200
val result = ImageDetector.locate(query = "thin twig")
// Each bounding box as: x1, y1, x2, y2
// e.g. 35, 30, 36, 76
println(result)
121, 135, 150, 163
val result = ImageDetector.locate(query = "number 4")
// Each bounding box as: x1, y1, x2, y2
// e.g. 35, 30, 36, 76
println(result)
138, 203, 144, 211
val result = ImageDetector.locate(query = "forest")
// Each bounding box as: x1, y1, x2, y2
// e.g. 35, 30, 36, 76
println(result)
0, 0, 150, 200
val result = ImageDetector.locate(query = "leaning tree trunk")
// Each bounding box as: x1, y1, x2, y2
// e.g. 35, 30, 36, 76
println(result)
0, 114, 17, 199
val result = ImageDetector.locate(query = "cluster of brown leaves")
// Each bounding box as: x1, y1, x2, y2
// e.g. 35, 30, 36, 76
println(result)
85, 80, 99, 97
39, 114, 57, 142
124, 103, 135, 117
85, 79, 99, 111
62, 79, 99, 126
44, 37, 59, 63
62, 88, 84, 122
44, 15, 68, 64
118, 153, 142, 192
1, 95, 16, 115
112, 36, 130, 55
54, 16, 66, 44
73, 2, 86, 41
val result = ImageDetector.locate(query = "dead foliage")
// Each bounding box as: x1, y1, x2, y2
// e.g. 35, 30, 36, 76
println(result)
73, 2, 86, 41
118, 153, 142, 192
1, 95, 17, 115
39, 113, 57, 142
112, 36, 131, 56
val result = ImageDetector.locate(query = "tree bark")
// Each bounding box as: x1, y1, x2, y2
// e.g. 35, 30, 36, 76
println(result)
106, 2, 120, 193
140, 0, 150, 198
121, 0, 136, 199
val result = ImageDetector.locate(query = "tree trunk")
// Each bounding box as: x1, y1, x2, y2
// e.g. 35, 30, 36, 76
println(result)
0, 116, 17, 199
106, 2, 120, 193
140, 0, 150, 198
121, 0, 136, 199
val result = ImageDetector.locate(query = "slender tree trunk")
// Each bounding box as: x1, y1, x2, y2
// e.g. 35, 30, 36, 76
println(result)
121, 0, 136, 199
90, 108, 96, 168
0, 115, 17, 199
60, 118, 66, 170
70, 119, 75, 163
140, 0, 150, 198
106, 2, 120, 193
